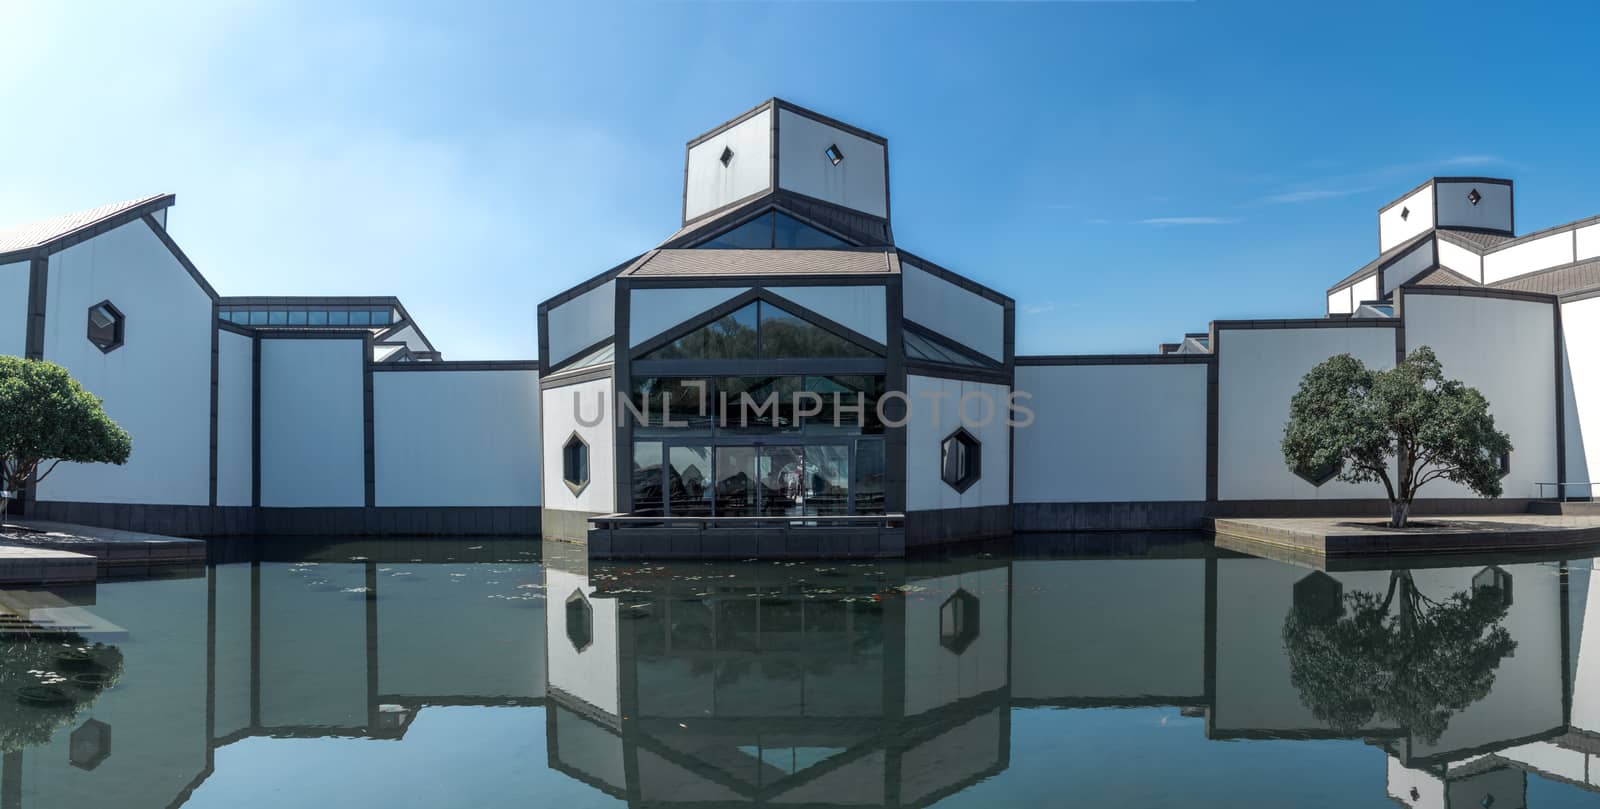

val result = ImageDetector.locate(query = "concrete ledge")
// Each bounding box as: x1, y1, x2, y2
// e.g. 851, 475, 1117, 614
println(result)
587, 524, 905, 559
1013, 501, 1207, 532
27, 501, 541, 537
0, 545, 97, 585
1208, 498, 1537, 519
1207, 514, 1600, 559
4, 519, 206, 567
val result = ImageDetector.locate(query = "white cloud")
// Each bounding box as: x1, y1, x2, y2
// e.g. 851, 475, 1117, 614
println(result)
1262, 187, 1373, 204
1138, 216, 1241, 226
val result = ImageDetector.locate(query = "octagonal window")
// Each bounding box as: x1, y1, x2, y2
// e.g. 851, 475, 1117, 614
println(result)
1292, 458, 1340, 487
69, 718, 111, 770
940, 428, 981, 492
566, 590, 593, 652
87, 301, 124, 353
939, 589, 980, 655
563, 433, 590, 495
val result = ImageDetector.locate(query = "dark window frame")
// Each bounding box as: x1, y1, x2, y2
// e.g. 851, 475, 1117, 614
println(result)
940, 428, 982, 493
86, 300, 125, 353
562, 433, 591, 495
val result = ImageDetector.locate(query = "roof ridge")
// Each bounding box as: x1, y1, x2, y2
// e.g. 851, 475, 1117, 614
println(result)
0, 193, 175, 260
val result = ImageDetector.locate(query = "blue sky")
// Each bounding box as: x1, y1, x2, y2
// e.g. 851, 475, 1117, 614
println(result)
4, 1, 1599, 359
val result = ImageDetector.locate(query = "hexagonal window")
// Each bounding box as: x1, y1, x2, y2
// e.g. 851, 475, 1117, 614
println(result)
940, 428, 981, 493
1473, 566, 1513, 608
1292, 571, 1344, 626
1498, 451, 1511, 479
939, 589, 980, 655
69, 718, 111, 770
86, 301, 124, 353
566, 590, 593, 652
562, 433, 590, 495
1292, 458, 1341, 487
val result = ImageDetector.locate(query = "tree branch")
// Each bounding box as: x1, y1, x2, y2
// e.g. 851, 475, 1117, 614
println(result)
33, 459, 63, 484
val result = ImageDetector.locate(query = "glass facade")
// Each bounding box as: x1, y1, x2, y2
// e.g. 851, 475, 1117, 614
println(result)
640, 301, 875, 361
696, 211, 850, 250
219, 305, 396, 328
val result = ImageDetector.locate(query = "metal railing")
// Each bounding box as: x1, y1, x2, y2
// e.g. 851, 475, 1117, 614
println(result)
589, 513, 905, 530
1534, 482, 1595, 501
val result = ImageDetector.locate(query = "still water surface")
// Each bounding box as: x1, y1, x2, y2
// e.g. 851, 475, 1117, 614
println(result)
0, 535, 1597, 808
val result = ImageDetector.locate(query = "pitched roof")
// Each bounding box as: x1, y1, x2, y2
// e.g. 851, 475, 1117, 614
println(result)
1406, 267, 1480, 288
1328, 230, 1433, 291
1436, 228, 1514, 252
621, 248, 900, 278
0, 194, 174, 260
1491, 258, 1600, 295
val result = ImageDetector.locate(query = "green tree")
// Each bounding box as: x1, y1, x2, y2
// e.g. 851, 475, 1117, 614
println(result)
1282, 347, 1512, 528
0, 356, 131, 523
1282, 570, 1516, 745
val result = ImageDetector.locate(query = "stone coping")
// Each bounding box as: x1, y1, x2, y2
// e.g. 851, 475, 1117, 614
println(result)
1, 519, 206, 567
1206, 514, 1600, 560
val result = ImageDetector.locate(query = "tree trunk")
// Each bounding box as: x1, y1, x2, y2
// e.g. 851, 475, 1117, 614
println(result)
0, 492, 9, 526
1390, 500, 1411, 529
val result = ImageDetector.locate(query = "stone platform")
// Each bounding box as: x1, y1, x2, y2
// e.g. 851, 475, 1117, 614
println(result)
1206, 514, 1600, 560
1, 519, 206, 582
0, 545, 97, 585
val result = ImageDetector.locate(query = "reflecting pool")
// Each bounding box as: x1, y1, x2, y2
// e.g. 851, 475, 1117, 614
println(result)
1, 535, 1598, 808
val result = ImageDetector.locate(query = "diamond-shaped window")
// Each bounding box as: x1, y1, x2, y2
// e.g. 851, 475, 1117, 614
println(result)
939, 589, 980, 654
87, 301, 124, 353
566, 590, 593, 652
1293, 457, 1341, 487
940, 428, 981, 493
824, 144, 843, 166
1468, 188, 1482, 206
1400, 207, 1410, 221
720, 146, 734, 167
563, 433, 590, 495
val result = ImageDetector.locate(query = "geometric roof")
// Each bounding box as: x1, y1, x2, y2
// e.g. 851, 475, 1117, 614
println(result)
0, 193, 174, 260
621, 248, 901, 278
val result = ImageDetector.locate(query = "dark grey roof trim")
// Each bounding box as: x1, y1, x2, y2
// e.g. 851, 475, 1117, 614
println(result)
369, 360, 540, 372
1402, 264, 1481, 289
1436, 228, 1515, 251
627, 285, 888, 360
217, 320, 254, 337
1214, 318, 1403, 331
662, 191, 891, 249
773, 98, 889, 146
1469, 212, 1600, 255
539, 366, 614, 390
684, 98, 777, 150
1397, 284, 1556, 307
1377, 177, 1513, 216
896, 248, 1014, 307
902, 320, 1002, 369
1017, 354, 1214, 366
1326, 230, 1434, 293
141, 213, 219, 301
1376, 178, 1436, 216
623, 248, 898, 278
0, 193, 176, 264
903, 361, 1012, 385
537, 253, 642, 313
547, 334, 615, 375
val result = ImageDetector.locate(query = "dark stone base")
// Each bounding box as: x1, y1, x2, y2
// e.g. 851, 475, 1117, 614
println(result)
29, 500, 541, 538
588, 524, 905, 559
905, 505, 1012, 547
1012, 501, 1207, 532
1208, 498, 1537, 519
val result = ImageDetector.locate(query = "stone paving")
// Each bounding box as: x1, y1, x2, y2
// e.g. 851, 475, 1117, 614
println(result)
0, 519, 206, 583
1207, 513, 1600, 559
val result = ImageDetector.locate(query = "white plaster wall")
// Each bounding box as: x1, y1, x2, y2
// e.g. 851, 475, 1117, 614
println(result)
547, 280, 615, 367
684, 107, 772, 222
767, 284, 887, 344
1435, 181, 1513, 233
258, 337, 366, 507
1403, 292, 1556, 500
1381, 238, 1437, 295
902, 261, 1005, 361
1380, 183, 1435, 252
628, 286, 749, 347
541, 376, 616, 513
1386, 759, 1446, 809
1327, 286, 1352, 315
1436, 238, 1483, 283
1013, 363, 1207, 502
1217, 325, 1397, 501
901, 567, 1009, 717
37, 219, 212, 505
776, 108, 888, 219
216, 329, 253, 506
373, 369, 541, 506
383, 323, 429, 353
1483, 232, 1575, 284
0, 259, 27, 356
1353, 274, 1379, 305
905, 375, 1010, 512
1573, 564, 1600, 733
545, 566, 621, 716
1577, 222, 1600, 261
1561, 296, 1600, 492
1010, 559, 1205, 700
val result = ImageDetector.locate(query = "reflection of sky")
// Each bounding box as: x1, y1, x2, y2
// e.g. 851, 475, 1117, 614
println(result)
186, 707, 621, 809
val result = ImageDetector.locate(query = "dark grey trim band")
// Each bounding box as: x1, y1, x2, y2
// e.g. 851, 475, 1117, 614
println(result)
24, 257, 47, 360
0, 194, 176, 265
370, 360, 541, 372
142, 214, 219, 300
1016, 353, 1214, 366
539, 366, 615, 390
1214, 318, 1403, 331
209, 305, 219, 507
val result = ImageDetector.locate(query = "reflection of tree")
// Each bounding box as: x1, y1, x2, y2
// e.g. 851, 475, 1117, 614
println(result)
0, 635, 124, 752
1283, 570, 1516, 744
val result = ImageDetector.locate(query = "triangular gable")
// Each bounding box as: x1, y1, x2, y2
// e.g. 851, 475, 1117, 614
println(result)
632, 289, 885, 361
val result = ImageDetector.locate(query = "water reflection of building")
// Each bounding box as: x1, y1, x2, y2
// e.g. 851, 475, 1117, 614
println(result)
3, 543, 1600, 808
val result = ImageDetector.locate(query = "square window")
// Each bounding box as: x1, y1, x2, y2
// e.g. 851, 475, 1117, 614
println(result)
824, 144, 843, 165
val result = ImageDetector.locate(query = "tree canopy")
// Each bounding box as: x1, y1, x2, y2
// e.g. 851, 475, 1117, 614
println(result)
0, 356, 131, 521
1282, 347, 1512, 527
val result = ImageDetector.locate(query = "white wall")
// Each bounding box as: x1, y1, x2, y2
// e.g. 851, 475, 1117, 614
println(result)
767, 284, 887, 344
1382, 238, 1437, 295
684, 107, 772, 222
541, 376, 616, 513
1483, 232, 1575, 285
37, 219, 213, 505
373, 369, 541, 506
1435, 180, 1512, 233
776, 108, 888, 219
259, 337, 366, 507
902, 261, 1005, 361
629, 286, 749, 347
545, 566, 621, 716
1380, 183, 1435, 252
546, 280, 615, 367
1328, 286, 1353, 315
0, 259, 27, 356
1562, 296, 1600, 492
216, 329, 253, 506
1013, 363, 1208, 503
1353, 274, 1379, 305
1218, 325, 1397, 501
905, 375, 1010, 512
1578, 222, 1600, 261
901, 567, 1009, 717
1403, 292, 1557, 500
1436, 238, 1483, 283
